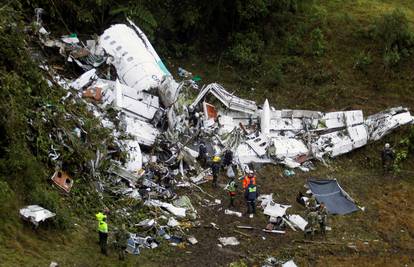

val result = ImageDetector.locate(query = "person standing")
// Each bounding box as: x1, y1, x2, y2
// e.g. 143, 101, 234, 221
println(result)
98, 217, 108, 255
197, 141, 208, 168
242, 169, 256, 190
381, 143, 395, 174
244, 180, 258, 218
305, 210, 318, 240
211, 155, 221, 188
318, 202, 328, 236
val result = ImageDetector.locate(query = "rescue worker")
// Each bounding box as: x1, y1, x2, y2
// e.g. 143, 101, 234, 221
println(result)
381, 143, 395, 174
225, 175, 237, 208
211, 155, 221, 188
244, 180, 258, 218
115, 224, 129, 261
98, 216, 108, 255
197, 141, 208, 168
318, 202, 328, 235
242, 169, 256, 190
222, 149, 233, 167
307, 195, 317, 211
305, 210, 318, 239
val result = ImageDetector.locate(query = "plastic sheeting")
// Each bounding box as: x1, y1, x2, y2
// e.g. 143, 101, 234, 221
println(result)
308, 179, 359, 215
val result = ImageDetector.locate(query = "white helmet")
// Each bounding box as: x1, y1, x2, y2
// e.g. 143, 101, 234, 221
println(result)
385, 143, 390, 149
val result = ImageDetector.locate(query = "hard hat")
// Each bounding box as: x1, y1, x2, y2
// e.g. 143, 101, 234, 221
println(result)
385, 143, 390, 149
195, 112, 200, 118
213, 156, 221, 162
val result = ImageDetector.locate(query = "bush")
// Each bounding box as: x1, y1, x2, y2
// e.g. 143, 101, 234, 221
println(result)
373, 9, 414, 67
310, 27, 325, 57
228, 32, 264, 67
354, 51, 373, 72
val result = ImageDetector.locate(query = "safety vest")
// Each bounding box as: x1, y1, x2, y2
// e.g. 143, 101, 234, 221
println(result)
98, 220, 108, 233
248, 186, 257, 193
96, 212, 106, 222
227, 181, 236, 192
242, 176, 256, 189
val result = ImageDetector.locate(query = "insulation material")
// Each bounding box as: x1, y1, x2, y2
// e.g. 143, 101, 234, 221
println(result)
82, 86, 102, 101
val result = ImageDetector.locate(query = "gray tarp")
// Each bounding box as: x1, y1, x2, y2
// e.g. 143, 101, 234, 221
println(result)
308, 179, 359, 215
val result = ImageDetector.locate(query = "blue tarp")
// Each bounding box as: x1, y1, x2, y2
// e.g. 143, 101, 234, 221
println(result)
308, 179, 359, 215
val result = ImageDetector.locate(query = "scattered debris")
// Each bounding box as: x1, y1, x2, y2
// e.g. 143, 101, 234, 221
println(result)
225, 209, 242, 217
19, 205, 56, 227
286, 215, 308, 231
187, 236, 198, 245
218, 237, 240, 246
51, 170, 73, 193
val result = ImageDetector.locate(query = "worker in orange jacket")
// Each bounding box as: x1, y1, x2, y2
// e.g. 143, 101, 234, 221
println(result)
241, 169, 256, 189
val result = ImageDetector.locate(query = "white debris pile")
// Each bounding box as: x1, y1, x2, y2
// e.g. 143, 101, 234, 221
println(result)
19, 205, 56, 227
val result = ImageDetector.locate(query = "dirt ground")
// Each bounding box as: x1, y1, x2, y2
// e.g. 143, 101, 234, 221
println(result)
141, 141, 414, 267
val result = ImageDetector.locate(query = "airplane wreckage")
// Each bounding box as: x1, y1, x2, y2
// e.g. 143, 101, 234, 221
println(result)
26, 11, 413, 259
36, 18, 413, 173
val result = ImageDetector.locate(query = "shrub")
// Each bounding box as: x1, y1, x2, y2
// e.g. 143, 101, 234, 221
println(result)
310, 27, 325, 57
373, 9, 414, 67
228, 32, 264, 67
354, 51, 373, 72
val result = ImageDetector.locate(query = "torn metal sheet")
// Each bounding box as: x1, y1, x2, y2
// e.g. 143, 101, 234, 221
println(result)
122, 140, 143, 172
192, 83, 257, 114
97, 79, 160, 121
246, 134, 269, 157
272, 137, 309, 159
144, 199, 186, 218
158, 76, 180, 107
263, 202, 291, 217
124, 116, 159, 146
20, 205, 55, 226
70, 68, 96, 90
286, 214, 307, 231
312, 125, 368, 158
365, 107, 413, 141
